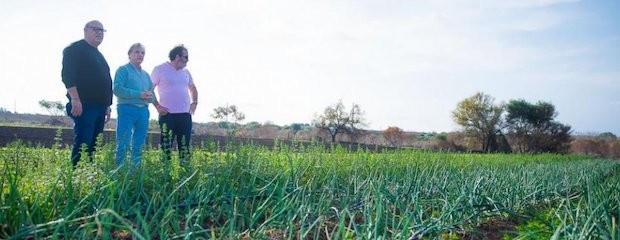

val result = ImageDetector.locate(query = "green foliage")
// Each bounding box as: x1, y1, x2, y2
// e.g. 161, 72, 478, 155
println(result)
598, 132, 617, 140
506, 99, 572, 153
1, 143, 618, 239
433, 132, 449, 141
285, 123, 311, 132
243, 121, 261, 130
416, 132, 436, 141
514, 213, 554, 239
452, 92, 504, 152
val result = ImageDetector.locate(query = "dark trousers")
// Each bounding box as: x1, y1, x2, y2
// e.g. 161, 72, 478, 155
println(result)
67, 102, 107, 166
159, 113, 192, 162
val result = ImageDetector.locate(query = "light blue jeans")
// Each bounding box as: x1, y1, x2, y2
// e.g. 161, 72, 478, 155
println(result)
116, 104, 150, 167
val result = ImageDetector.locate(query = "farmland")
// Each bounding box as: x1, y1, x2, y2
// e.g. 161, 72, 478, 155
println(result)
1, 141, 619, 239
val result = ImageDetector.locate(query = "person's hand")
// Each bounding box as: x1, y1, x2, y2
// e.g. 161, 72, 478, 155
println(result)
190, 102, 197, 115
156, 104, 169, 116
105, 107, 112, 122
140, 91, 153, 101
70, 99, 83, 117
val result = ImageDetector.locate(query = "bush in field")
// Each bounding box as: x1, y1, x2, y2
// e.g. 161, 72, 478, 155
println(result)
453, 93, 573, 153
211, 104, 245, 139
505, 99, 572, 153
312, 100, 366, 143
38, 99, 68, 126
609, 140, 620, 158
429, 132, 467, 152
382, 126, 405, 147
452, 92, 505, 152
571, 133, 620, 158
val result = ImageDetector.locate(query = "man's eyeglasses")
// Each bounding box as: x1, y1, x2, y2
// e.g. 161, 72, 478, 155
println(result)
87, 26, 107, 33
181, 55, 189, 60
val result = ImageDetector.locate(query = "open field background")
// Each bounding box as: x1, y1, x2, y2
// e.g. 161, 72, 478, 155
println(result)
1, 111, 619, 239
1, 112, 619, 159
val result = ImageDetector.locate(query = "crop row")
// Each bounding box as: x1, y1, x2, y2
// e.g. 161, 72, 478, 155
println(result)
1, 141, 618, 239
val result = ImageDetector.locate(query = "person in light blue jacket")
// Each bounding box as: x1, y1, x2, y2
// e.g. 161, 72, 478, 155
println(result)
113, 43, 154, 168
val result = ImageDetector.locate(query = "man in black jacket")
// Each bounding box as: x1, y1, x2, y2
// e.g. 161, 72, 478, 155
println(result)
61, 20, 113, 166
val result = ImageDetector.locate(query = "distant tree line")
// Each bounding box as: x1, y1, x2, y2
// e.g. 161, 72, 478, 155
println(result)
452, 92, 572, 153
10, 95, 616, 156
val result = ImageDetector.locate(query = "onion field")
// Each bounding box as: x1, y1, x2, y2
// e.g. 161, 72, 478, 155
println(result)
1, 141, 619, 239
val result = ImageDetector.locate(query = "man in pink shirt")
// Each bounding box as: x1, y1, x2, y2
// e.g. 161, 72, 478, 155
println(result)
152, 45, 198, 163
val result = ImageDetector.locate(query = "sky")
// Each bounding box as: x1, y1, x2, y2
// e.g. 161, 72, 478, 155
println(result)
1, 0, 619, 135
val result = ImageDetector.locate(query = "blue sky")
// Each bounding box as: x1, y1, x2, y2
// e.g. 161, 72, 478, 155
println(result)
1, 0, 619, 135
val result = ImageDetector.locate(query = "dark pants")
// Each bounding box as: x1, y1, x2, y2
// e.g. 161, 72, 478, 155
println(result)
67, 102, 107, 166
159, 113, 192, 162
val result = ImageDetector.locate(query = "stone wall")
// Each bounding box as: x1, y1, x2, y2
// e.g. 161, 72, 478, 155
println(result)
0, 126, 390, 151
